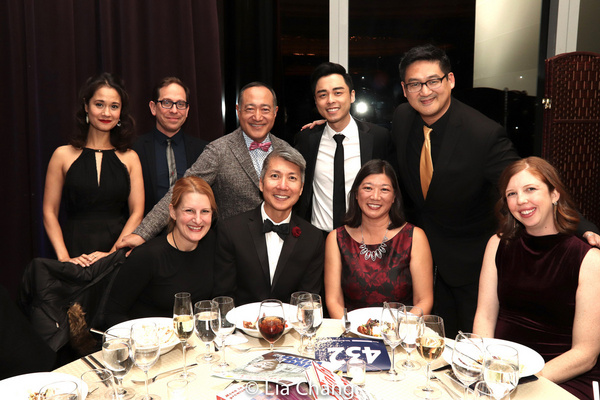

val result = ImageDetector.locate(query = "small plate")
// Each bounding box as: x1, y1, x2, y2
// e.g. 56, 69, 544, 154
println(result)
347, 307, 385, 339
0, 372, 88, 399
109, 317, 180, 355
227, 302, 294, 338
442, 337, 545, 377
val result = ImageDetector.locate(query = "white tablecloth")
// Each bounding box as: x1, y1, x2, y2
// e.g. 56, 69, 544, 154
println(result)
55, 319, 577, 399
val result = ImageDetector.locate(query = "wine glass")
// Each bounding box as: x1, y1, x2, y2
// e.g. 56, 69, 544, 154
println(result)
80, 369, 117, 400
258, 299, 286, 351
102, 327, 136, 399
173, 292, 196, 381
398, 305, 423, 371
451, 332, 484, 399
290, 291, 309, 352
483, 344, 519, 400
194, 300, 220, 364
297, 293, 323, 355
474, 381, 494, 399
39, 381, 80, 400
380, 301, 406, 381
414, 315, 445, 399
130, 322, 161, 400
211, 296, 236, 373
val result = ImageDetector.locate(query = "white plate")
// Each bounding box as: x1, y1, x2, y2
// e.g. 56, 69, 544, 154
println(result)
442, 337, 545, 377
347, 307, 385, 339
109, 317, 180, 355
227, 302, 294, 338
0, 372, 88, 399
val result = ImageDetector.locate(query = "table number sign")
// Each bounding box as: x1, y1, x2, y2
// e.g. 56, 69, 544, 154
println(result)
314, 337, 391, 372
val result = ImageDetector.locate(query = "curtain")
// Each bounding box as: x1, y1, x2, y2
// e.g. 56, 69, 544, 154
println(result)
0, 0, 223, 298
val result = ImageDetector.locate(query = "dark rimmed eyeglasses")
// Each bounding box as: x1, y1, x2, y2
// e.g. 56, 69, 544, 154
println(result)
156, 99, 189, 110
404, 74, 448, 93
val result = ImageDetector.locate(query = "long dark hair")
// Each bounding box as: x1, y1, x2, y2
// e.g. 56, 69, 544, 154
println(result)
344, 159, 406, 229
72, 73, 135, 151
496, 156, 579, 240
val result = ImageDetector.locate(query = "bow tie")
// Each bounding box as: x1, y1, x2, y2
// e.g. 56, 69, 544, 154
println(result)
249, 141, 272, 151
263, 219, 290, 240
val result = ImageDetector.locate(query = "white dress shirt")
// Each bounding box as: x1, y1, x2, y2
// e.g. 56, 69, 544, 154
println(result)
311, 117, 361, 231
261, 203, 292, 284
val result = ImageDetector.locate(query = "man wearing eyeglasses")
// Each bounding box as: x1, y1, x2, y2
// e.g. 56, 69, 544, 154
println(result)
133, 77, 207, 216
392, 44, 521, 337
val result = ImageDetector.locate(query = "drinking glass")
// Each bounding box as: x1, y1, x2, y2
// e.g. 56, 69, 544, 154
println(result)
258, 299, 286, 351
483, 344, 519, 400
474, 381, 494, 399
194, 300, 220, 364
39, 381, 79, 400
211, 296, 236, 373
81, 369, 117, 400
173, 292, 195, 381
130, 322, 161, 400
380, 302, 406, 381
398, 305, 423, 371
297, 293, 323, 355
414, 315, 445, 399
102, 327, 136, 399
290, 291, 309, 352
451, 332, 484, 399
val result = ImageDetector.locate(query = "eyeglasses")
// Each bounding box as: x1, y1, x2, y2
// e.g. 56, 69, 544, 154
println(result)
156, 99, 189, 110
404, 74, 448, 93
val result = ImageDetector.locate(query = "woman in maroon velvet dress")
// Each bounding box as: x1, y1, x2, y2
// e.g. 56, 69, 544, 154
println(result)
324, 159, 433, 319
474, 157, 600, 400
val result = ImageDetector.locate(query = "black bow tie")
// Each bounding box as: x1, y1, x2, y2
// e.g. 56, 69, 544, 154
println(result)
263, 219, 290, 240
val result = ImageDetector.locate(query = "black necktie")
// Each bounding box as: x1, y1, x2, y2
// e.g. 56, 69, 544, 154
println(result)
263, 219, 290, 240
333, 134, 346, 229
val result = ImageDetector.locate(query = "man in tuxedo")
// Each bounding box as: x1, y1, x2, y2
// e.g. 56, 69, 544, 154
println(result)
213, 147, 324, 305
295, 62, 395, 233
392, 44, 599, 336
133, 77, 208, 216
118, 82, 293, 249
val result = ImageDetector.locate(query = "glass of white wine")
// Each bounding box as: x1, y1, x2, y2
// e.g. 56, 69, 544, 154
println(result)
451, 332, 484, 399
380, 302, 406, 381
173, 292, 195, 381
414, 315, 445, 399
102, 327, 135, 399
194, 300, 220, 364
483, 344, 519, 400
130, 322, 161, 400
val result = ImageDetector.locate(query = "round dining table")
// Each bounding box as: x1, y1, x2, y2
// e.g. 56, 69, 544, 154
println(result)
54, 319, 578, 399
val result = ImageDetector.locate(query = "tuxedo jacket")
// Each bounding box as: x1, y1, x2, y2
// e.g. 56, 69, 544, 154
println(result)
133, 128, 207, 216
134, 128, 294, 240
213, 206, 324, 305
294, 118, 395, 223
392, 99, 520, 287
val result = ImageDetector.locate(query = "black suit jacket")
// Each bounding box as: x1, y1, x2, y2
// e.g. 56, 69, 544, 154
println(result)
133, 128, 208, 216
213, 206, 324, 305
294, 118, 395, 223
392, 99, 520, 287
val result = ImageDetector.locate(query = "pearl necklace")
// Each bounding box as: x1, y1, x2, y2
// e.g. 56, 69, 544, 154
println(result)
359, 226, 389, 261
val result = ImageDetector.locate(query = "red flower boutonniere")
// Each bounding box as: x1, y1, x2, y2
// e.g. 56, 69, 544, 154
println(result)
292, 227, 301, 238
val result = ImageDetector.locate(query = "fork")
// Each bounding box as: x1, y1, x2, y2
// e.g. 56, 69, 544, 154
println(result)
130, 363, 198, 384
341, 308, 351, 337
230, 345, 294, 353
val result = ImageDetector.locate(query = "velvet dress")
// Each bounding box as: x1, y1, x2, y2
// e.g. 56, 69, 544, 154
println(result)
62, 148, 130, 256
494, 232, 599, 399
336, 223, 414, 311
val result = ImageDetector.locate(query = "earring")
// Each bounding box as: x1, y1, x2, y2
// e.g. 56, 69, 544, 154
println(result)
85, 113, 89, 124
117, 119, 122, 127
552, 201, 558, 206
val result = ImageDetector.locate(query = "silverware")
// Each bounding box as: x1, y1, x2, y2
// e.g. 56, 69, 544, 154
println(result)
446, 342, 483, 366
88, 354, 106, 369
81, 357, 109, 387
230, 345, 294, 353
130, 363, 198, 385
430, 374, 461, 400
341, 308, 351, 337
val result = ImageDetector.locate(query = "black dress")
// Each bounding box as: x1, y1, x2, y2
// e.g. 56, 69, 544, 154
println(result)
104, 232, 216, 327
62, 148, 130, 256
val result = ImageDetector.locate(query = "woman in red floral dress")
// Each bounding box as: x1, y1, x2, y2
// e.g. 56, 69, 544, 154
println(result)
324, 159, 434, 318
